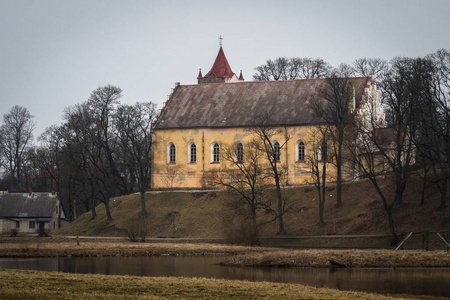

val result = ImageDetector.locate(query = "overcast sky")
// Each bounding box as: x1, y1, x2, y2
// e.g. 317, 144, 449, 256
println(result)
1, 0, 450, 138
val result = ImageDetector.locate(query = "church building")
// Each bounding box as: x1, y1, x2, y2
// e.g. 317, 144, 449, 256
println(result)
151, 46, 383, 189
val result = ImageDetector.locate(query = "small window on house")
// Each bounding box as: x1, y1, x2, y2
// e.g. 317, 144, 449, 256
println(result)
29, 221, 35, 229
273, 141, 281, 161
212, 142, 220, 163
53, 221, 56, 229
16, 221, 20, 228
168, 143, 176, 163
297, 140, 305, 161
235, 142, 244, 162
189, 143, 197, 163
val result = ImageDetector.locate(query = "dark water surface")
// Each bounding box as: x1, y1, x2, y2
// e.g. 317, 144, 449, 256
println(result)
0, 256, 449, 297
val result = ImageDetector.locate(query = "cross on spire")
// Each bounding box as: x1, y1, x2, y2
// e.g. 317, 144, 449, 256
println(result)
218, 35, 223, 47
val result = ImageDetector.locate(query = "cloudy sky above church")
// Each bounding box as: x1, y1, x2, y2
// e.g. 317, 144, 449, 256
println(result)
1, 0, 450, 136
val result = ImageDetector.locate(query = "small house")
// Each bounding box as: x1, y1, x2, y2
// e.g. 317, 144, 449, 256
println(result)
0, 190, 68, 235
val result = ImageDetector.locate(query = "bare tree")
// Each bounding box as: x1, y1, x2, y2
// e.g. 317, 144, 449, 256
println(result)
421, 49, 450, 208
248, 113, 290, 235
115, 102, 157, 217
305, 127, 331, 225
253, 57, 331, 81
349, 57, 427, 243
212, 140, 277, 241
353, 58, 389, 79
310, 66, 356, 207
0, 105, 36, 191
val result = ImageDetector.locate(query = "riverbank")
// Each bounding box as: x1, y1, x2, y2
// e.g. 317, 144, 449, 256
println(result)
0, 237, 449, 268
0, 268, 443, 300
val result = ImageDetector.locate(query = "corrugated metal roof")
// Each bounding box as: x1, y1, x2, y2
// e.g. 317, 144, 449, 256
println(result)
0, 193, 57, 218
155, 77, 369, 129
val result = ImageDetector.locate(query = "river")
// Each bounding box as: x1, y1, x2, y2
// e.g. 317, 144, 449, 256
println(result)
0, 256, 449, 297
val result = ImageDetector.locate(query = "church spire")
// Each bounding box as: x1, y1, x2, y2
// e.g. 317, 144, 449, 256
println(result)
197, 38, 244, 84
203, 46, 234, 79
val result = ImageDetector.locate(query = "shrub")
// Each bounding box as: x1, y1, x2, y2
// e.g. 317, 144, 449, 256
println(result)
127, 220, 149, 242
223, 216, 260, 246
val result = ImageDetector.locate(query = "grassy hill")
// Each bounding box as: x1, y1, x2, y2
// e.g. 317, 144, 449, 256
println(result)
55, 175, 449, 246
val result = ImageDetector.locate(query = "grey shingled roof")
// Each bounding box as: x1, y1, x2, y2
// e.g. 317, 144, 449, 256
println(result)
0, 193, 57, 218
154, 77, 370, 130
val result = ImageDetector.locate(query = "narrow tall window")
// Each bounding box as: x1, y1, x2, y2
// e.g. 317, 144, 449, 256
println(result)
319, 140, 327, 162
169, 143, 176, 163
273, 141, 281, 161
213, 142, 220, 162
298, 141, 305, 161
190, 143, 197, 163
29, 221, 35, 229
236, 142, 244, 162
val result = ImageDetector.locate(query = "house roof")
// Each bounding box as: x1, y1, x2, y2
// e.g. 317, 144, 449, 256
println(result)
0, 193, 57, 218
154, 77, 370, 129
203, 46, 235, 79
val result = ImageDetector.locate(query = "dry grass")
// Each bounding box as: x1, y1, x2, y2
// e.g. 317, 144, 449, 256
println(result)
0, 268, 442, 300
0, 237, 272, 258
53, 176, 450, 248
221, 249, 450, 268
0, 238, 448, 269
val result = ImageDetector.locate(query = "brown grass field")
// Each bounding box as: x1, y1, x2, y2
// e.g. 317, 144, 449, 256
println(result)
0, 268, 446, 300
48, 175, 450, 250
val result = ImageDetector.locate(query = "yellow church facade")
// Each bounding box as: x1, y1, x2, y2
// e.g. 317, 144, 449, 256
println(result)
151, 125, 321, 189
151, 47, 382, 189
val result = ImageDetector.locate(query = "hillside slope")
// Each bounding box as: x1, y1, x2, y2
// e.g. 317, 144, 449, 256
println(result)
56, 176, 449, 243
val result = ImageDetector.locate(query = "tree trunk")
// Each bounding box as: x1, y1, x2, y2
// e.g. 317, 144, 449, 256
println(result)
420, 168, 428, 205
274, 172, 284, 235
336, 134, 343, 207
386, 206, 398, 245
336, 164, 342, 207
91, 205, 97, 219
439, 176, 447, 209
105, 200, 113, 221
320, 162, 327, 226
139, 191, 148, 217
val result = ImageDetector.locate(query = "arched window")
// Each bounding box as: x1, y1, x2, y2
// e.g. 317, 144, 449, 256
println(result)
318, 140, 327, 162
297, 140, 305, 161
211, 142, 220, 163
235, 142, 244, 163
189, 143, 197, 163
168, 143, 176, 163
273, 141, 281, 162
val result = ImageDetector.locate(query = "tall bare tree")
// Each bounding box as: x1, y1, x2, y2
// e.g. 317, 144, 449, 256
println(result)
422, 49, 450, 208
248, 113, 290, 235
310, 66, 356, 207
115, 102, 157, 217
349, 57, 430, 243
211, 140, 278, 244
305, 127, 331, 225
0, 105, 36, 191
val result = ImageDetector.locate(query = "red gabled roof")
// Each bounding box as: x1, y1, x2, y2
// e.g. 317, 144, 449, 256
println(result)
204, 46, 235, 78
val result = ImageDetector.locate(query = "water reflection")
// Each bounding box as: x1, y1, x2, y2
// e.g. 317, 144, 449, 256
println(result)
0, 256, 449, 297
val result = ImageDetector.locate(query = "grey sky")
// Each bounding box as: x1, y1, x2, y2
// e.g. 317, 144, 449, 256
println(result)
1, 0, 450, 137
